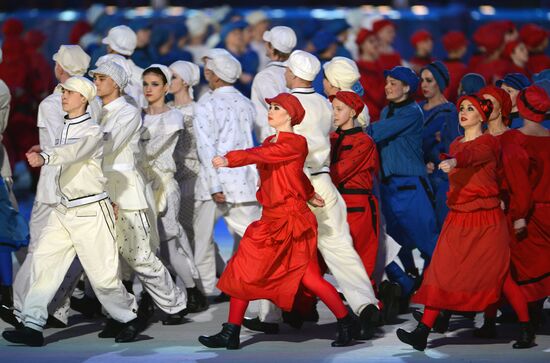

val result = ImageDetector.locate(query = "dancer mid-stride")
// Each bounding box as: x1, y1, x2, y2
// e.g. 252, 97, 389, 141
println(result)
198, 93, 357, 349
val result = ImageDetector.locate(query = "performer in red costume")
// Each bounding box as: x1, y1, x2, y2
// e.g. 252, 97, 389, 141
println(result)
329, 91, 379, 286
514, 85, 550, 327
198, 93, 357, 349
397, 95, 535, 351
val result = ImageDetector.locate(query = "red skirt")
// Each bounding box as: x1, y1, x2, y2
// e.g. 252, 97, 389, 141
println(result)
510, 203, 550, 302
217, 199, 318, 311
412, 207, 510, 312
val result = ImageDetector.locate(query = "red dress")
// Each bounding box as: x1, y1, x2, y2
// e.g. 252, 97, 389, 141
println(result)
356, 60, 386, 121
443, 59, 468, 103
413, 134, 510, 311
509, 133, 550, 301
330, 127, 380, 283
217, 132, 318, 311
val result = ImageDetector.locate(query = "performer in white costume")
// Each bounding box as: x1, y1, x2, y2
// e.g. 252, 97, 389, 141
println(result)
2, 77, 141, 347
193, 53, 261, 295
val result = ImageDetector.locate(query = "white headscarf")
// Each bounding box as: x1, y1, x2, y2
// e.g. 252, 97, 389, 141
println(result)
169, 61, 200, 99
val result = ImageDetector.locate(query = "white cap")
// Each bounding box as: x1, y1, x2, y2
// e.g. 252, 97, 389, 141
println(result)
52, 45, 91, 76
202, 48, 231, 66
263, 26, 297, 54
96, 54, 132, 79
89, 61, 129, 90
206, 53, 242, 84
56, 76, 97, 102
323, 57, 360, 90
102, 25, 137, 56
288, 50, 321, 81
144, 63, 173, 87
170, 61, 200, 87
246, 10, 268, 26
186, 12, 210, 37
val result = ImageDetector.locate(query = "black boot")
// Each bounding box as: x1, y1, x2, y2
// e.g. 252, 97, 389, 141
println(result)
331, 314, 357, 347
0, 305, 23, 329
2, 326, 44, 347
198, 323, 241, 349
46, 315, 67, 329
98, 318, 125, 338
412, 310, 450, 333
303, 304, 320, 323
473, 318, 497, 338
282, 310, 304, 330
186, 287, 209, 313
396, 322, 430, 351
115, 317, 145, 343
0, 285, 13, 308
378, 281, 402, 324
162, 308, 188, 325
122, 280, 134, 295
356, 304, 380, 340
242, 317, 279, 334
213, 292, 230, 303
137, 291, 155, 321
70, 296, 102, 318
512, 322, 536, 349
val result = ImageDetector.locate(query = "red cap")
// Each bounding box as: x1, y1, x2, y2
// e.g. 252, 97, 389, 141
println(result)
23, 30, 46, 49
517, 85, 550, 123
355, 28, 375, 46
410, 29, 432, 47
329, 91, 365, 116
2, 18, 24, 36
473, 23, 505, 54
497, 20, 517, 34
70, 20, 92, 45
442, 31, 468, 52
457, 94, 494, 123
519, 23, 549, 49
502, 40, 522, 60
480, 85, 513, 123
265, 93, 306, 126
373, 19, 395, 34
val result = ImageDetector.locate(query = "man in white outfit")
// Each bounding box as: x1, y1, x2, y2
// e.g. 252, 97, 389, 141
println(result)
193, 53, 261, 296
250, 26, 297, 142
246, 51, 380, 340
7, 45, 93, 328
2, 77, 140, 346
89, 61, 187, 328
101, 25, 147, 108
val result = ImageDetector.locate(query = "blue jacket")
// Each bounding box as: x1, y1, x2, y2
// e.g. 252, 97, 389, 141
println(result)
419, 101, 459, 164
367, 98, 427, 178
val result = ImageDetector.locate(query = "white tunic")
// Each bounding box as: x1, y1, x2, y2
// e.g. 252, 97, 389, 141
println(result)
169, 102, 200, 182
99, 96, 148, 210
291, 87, 333, 175
193, 86, 258, 203
250, 61, 288, 142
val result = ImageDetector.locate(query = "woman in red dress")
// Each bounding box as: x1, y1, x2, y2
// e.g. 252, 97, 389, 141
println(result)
198, 93, 356, 349
396, 95, 534, 351
329, 91, 379, 287
514, 85, 550, 327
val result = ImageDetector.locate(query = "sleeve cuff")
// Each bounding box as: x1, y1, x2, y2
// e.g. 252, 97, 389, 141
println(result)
39, 152, 49, 165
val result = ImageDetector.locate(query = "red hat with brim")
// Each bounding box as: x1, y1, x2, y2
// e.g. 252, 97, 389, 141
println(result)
265, 93, 306, 126
473, 23, 505, 54
410, 29, 432, 47
329, 91, 365, 116
457, 94, 494, 123
442, 31, 468, 52
373, 19, 395, 34
517, 85, 550, 122
520, 23, 549, 49
356, 28, 375, 46
479, 85, 513, 123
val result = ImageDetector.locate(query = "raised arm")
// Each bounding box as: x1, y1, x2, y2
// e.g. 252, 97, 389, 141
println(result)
367, 107, 422, 143
40, 126, 103, 166
102, 108, 141, 156
225, 138, 305, 168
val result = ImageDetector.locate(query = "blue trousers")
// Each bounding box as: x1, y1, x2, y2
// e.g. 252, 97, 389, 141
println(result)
380, 176, 438, 260
429, 172, 450, 231
0, 251, 12, 285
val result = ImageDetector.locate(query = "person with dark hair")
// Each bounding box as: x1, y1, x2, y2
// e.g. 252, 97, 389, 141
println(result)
199, 93, 357, 349
409, 30, 434, 74
497, 73, 532, 128
502, 40, 530, 78
397, 94, 535, 351
372, 19, 402, 71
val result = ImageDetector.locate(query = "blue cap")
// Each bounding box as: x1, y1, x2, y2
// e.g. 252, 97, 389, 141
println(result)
421, 61, 450, 91
325, 19, 349, 36
220, 20, 247, 41
384, 66, 419, 93
496, 73, 531, 90
533, 69, 550, 83
459, 73, 486, 95
534, 80, 550, 97
312, 31, 338, 54
129, 18, 152, 32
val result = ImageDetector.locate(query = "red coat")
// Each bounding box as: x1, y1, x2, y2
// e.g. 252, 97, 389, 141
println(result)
472, 58, 510, 85
443, 59, 468, 103
509, 133, 550, 301
413, 134, 510, 311
505, 61, 531, 79
378, 52, 402, 71
330, 127, 380, 281
527, 53, 550, 75
356, 60, 386, 121
217, 132, 318, 310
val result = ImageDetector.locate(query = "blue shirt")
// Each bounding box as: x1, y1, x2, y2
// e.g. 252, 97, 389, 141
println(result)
418, 101, 460, 164
367, 98, 427, 179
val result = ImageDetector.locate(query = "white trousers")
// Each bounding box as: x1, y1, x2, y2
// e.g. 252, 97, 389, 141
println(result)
13, 201, 82, 325
258, 173, 378, 321
21, 200, 137, 331
192, 199, 261, 294
116, 209, 187, 314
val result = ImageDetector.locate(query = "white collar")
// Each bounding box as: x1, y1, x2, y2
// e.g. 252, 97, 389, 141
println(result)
64, 112, 91, 125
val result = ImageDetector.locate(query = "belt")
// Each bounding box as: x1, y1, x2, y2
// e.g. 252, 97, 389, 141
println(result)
61, 192, 109, 208
103, 163, 135, 172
